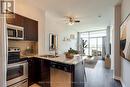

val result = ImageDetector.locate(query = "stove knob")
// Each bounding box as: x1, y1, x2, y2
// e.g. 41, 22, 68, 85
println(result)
8, 49, 10, 51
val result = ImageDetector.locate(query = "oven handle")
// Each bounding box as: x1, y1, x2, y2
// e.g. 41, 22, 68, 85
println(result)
7, 61, 28, 68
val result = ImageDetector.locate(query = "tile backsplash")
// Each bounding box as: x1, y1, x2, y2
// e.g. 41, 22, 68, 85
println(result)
8, 40, 38, 56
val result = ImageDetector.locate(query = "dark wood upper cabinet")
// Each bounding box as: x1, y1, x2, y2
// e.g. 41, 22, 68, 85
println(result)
6, 14, 24, 27
6, 13, 38, 41
24, 17, 38, 41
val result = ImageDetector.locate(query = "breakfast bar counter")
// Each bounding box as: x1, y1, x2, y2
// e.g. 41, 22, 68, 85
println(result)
35, 55, 87, 65
22, 55, 86, 87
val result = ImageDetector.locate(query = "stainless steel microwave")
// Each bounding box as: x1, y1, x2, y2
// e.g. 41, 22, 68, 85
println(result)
7, 24, 24, 40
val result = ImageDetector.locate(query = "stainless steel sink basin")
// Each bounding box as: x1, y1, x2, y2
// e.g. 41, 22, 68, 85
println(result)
40, 55, 59, 58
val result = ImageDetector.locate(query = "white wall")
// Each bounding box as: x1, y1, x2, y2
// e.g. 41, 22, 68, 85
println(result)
113, 4, 121, 79
15, 0, 45, 55
11, 0, 78, 55
121, 0, 130, 87
0, 15, 7, 86
44, 12, 77, 54
110, 26, 114, 70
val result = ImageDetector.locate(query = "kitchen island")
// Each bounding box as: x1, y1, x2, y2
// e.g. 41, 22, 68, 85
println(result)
26, 55, 86, 87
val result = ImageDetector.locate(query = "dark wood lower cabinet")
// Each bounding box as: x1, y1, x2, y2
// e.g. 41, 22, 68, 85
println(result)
28, 58, 36, 86
28, 58, 50, 87
28, 58, 84, 87
39, 59, 50, 87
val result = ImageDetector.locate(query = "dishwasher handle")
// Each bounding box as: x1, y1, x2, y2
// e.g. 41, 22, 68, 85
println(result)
50, 61, 71, 72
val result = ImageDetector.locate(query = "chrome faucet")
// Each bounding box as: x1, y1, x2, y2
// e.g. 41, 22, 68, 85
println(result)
54, 48, 58, 57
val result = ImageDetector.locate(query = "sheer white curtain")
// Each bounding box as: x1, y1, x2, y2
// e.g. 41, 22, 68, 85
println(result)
77, 32, 84, 55
78, 30, 107, 56
102, 36, 107, 58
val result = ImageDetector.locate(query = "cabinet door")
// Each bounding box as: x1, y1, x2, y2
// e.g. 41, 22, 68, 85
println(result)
24, 17, 38, 41
32, 20, 38, 41
40, 59, 50, 87
34, 58, 41, 82
6, 17, 15, 25
28, 58, 36, 86
14, 14, 24, 27
6, 14, 24, 27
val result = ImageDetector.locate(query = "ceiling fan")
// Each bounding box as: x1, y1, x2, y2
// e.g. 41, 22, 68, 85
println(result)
65, 16, 80, 25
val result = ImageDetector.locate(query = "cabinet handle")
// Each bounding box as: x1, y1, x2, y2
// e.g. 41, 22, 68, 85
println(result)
52, 65, 55, 68
64, 67, 67, 71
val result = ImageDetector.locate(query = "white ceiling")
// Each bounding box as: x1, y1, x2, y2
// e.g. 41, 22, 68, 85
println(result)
28, 0, 120, 31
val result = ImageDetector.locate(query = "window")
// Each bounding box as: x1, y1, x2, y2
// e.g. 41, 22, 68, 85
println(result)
80, 30, 106, 56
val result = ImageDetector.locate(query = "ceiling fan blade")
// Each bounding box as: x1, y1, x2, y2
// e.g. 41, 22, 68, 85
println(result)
74, 20, 80, 23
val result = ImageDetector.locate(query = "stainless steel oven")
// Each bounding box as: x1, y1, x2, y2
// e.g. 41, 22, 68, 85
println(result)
7, 61, 28, 87
7, 24, 24, 40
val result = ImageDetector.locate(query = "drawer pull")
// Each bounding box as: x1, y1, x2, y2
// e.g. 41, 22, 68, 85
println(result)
52, 65, 55, 68
64, 67, 67, 71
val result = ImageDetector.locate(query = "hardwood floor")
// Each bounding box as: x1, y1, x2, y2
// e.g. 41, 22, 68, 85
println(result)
85, 60, 122, 87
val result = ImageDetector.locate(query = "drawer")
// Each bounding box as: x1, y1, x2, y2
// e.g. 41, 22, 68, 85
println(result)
8, 79, 28, 87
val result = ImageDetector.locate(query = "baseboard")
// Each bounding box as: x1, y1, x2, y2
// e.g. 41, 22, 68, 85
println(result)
113, 76, 126, 87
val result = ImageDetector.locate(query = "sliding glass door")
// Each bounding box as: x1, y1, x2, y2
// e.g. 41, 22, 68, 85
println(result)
80, 30, 106, 56
89, 37, 102, 56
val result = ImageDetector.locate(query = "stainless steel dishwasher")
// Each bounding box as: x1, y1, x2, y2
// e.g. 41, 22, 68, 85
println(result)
50, 62, 72, 87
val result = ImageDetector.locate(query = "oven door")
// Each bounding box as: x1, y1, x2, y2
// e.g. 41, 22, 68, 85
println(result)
7, 65, 23, 81
7, 61, 28, 86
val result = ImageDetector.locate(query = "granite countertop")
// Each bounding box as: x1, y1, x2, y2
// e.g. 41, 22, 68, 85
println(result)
36, 55, 87, 65
20, 54, 87, 65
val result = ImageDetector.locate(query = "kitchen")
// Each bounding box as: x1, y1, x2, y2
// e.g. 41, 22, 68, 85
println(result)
0, 0, 125, 87
6, 12, 86, 87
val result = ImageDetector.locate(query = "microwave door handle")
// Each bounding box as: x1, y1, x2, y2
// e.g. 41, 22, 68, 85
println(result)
22, 30, 24, 39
